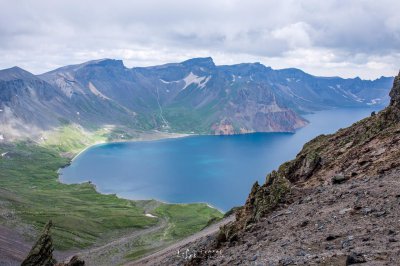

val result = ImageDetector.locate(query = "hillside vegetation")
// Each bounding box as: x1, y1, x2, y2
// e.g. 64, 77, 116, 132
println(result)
0, 140, 222, 263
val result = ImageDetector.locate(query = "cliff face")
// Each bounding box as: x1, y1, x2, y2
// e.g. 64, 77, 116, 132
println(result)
152, 72, 400, 265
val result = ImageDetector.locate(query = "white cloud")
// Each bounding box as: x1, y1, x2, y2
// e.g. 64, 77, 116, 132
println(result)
271, 22, 312, 49
0, 0, 399, 79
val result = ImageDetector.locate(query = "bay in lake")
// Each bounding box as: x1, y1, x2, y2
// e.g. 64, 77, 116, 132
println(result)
60, 108, 379, 211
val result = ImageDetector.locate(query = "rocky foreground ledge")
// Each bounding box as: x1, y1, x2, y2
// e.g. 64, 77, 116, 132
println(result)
21, 221, 84, 266
142, 72, 400, 266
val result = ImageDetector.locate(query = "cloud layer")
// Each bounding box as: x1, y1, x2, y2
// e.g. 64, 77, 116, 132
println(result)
0, 0, 399, 78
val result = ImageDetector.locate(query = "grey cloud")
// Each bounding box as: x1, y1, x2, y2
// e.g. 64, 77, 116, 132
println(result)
0, 0, 399, 78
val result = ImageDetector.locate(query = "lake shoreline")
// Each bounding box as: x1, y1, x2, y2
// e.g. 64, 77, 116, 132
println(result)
68, 131, 194, 162
59, 108, 379, 212
55, 130, 231, 213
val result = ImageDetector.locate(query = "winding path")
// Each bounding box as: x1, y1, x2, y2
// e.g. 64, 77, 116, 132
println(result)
65, 218, 168, 266
125, 215, 235, 266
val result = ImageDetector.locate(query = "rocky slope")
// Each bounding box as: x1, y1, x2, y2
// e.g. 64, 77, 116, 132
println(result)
0, 58, 393, 141
144, 72, 400, 265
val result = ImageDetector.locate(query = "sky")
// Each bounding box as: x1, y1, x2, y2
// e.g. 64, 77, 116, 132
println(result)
0, 0, 399, 79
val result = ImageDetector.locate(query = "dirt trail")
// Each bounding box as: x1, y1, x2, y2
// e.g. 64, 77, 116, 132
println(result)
126, 215, 235, 266
68, 218, 168, 266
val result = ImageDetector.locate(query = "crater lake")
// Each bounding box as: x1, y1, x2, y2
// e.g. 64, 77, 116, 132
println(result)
60, 108, 379, 211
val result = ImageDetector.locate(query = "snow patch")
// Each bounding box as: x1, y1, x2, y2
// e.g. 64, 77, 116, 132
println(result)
182, 72, 209, 90
283, 86, 312, 102
145, 213, 158, 218
198, 76, 211, 89
330, 85, 364, 102
160, 78, 179, 84
88, 82, 110, 100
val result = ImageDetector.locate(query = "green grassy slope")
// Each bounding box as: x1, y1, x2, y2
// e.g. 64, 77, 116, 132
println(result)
0, 141, 222, 251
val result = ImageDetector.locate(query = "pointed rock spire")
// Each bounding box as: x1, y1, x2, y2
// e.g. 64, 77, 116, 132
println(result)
389, 71, 400, 108
21, 221, 56, 266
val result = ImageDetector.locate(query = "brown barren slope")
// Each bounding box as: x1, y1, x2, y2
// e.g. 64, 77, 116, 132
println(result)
135, 72, 400, 265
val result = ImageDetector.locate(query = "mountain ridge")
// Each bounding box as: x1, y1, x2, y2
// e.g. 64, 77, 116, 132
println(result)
0, 58, 394, 141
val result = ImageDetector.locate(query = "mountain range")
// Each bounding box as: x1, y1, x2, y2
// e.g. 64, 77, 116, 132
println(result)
0, 57, 394, 140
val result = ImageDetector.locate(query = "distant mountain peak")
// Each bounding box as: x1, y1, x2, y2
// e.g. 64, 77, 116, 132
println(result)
0, 66, 37, 81
181, 57, 215, 68
84, 58, 126, 68
41, 59, 126, 76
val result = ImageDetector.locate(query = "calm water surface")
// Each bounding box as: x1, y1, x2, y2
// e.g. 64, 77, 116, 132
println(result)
60, 108, 379, 211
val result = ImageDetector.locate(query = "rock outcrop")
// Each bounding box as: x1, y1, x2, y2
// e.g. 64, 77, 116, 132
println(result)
21, 221, 84, 266
21, 221, 57, 266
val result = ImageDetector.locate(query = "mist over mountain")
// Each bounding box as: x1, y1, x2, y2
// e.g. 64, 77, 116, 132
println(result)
0, 57, 393, 140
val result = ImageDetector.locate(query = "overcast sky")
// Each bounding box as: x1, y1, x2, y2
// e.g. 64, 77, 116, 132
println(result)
0, 0, 399, 79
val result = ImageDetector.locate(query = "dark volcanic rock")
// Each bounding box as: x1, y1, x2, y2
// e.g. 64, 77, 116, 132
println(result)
57, 256, 85, 266
389, 71, 400, 108
21, 221, 85, 266
346, 252, 367, 264
21, 221, 56, 266
332, 174, 348, 184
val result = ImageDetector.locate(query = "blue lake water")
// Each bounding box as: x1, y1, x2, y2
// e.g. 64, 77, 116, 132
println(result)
60, 108, 380, 211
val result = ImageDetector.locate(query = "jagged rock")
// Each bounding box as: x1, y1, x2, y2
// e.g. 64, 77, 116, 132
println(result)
214, 170, 291, 247
326, 235, 340, 241
21, 221, 85, 266
21, 221, 57, 266
346, 252, 366, 264
332, 174, 348, 184
56, 256, 85, 266
389, 71, 400, 108
300, 152, 322, 179
238, 172, 290, 227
